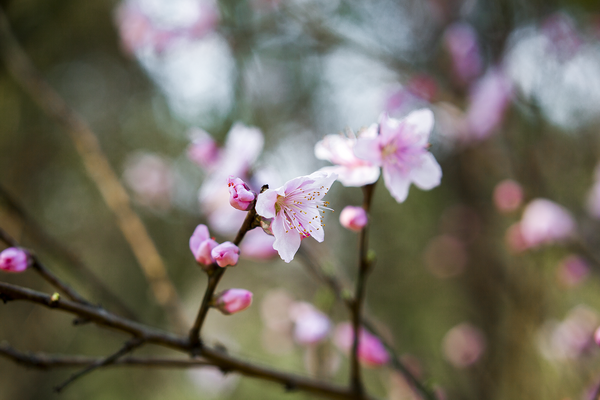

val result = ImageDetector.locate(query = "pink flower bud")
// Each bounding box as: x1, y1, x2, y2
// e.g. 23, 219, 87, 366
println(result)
333, 323, 390, 367
211, 242, 240, 267
0, 247, 29, 273
189, 224, 218, 265
227, 176, 256, 211
339, 206, 368, 232
215, 289, 253, 315
493, 179, 523, 213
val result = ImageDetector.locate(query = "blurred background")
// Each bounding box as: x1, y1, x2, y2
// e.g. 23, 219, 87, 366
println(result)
2, 0, 600, 399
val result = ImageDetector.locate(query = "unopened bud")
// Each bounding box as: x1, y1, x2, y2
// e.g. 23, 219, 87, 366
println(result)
211, 242, 240, 267
339, 206, 368, 232
214, 288, 253, 315
0, 247, 29, 273
227, 176, 256, 211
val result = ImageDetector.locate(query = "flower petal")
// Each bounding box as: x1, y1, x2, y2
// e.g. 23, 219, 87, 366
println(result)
271, 214, 302, 263
354, 137, 382, 166
411, 153, 442, 190
256, 189, 279, 219
383, 164, 412, 203
403, 108, 434, 145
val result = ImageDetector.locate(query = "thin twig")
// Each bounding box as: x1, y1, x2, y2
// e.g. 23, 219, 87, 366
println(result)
0, 185, 137, 319
0, 226, 93, 306
349, 183, 376, 399
0, 282, 377, 400
54, 338, 145, 393
0, 7, 186, 331
189, 207, 259, 349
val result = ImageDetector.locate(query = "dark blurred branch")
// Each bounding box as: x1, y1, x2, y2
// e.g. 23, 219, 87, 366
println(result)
0, 281, 376, 400
189, 207, 259, 349
54, 337, 145, 393
0, 7, 186, 331
0, 185, 137, 319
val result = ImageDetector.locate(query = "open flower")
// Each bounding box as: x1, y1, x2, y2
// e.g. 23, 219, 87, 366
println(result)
355, 109, 442, 203
255, 171, 337, 263
314, 127, 380, 187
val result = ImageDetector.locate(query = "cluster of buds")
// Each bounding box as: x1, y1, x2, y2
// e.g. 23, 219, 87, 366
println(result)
189, 224, 240, 268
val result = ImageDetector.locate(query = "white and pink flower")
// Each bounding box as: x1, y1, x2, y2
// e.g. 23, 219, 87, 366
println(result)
256, 171, 337, 263
355, 109, 442, 203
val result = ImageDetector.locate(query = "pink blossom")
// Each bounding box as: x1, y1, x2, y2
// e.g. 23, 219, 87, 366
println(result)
187, 127, 221, 171
214, 289, 253, 315
189, 224, 218, 265
493, 179, 523, 213
540, 306, 598, 360
519, 199, 575, 248
239, 229, 277, 260
255, 171, 337, 263
227, 176, 256, 211
123, 152, 173, 210
355, 109, 442, 203
289, 302, 331, 345
443, 23, 482, 83
339, 206, 368, 232
464, 68, 513, 140
442, 323, 486, 368
211, 242, 240, 267
314, 126, 380, 187
0, 247, 29, 273
333, 323, 390, 367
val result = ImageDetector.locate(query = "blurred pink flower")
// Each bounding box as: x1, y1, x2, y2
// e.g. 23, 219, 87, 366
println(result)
585, 163, 600, 219
339, 206, 368, 232
239, 229, 277, 260
519, 199, 576, 248
189, 224, 218, 266
211, 242, 240, 267
540, 306, 598, 360
187, 127, 221, 171
465, 68, 513, 140
443, 22, 482, 83
123, 152, 173, 210
493, 179, 523, 213
0, 247, 29, 273
215, 289, 253, 315
442, 323, 486, 368
289, 302, 331, 345
355, 109, 442, 203
557, 255, 589, 288
314, 126, 380, 187
541, 12, 583, 62
333, 323, 390, 367
256, 171, 337, 263
227, 176, 256, 211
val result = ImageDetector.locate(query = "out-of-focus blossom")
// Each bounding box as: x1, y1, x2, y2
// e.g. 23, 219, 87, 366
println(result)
198, 123, 264, 236
115, 0, 219, 55
464, 68, 513, 140
594, 326, 600, 347
0, 247, 29, 273
423, 235, 467, 278
443, 22, 482, 83
442, 323, 486, 368
385, 75, 438, 116
541, 12, 583, 62
256, 171, 337, 263
227, 176, 256, 211
211, 242, 240, 267
260, 289, 294, 333
493, 179, 523, 213
339, 206, 368, 232
585, 163, 600, 219
187, 127, 221, 171
239, 228, 277, 260
538, 305, 598, 360
289, 302, 331, 345
123, 152, 173, 210
505, 222, 529, 253
519, 199, 576, 248
315, 127, 380, 187
557, 255, 589, 288
355, 109, 442, 203
214, 288, 253, 315
333, 323, 390, 367
188, 366, 239, 399
189, 224, 218, 266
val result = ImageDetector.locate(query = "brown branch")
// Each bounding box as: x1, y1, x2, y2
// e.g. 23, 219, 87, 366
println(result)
189, 207, 259, 349
0, 281, 374, 400
0, 185, 137, 319
0, 7, 186, 331
54, 338, 145, 393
